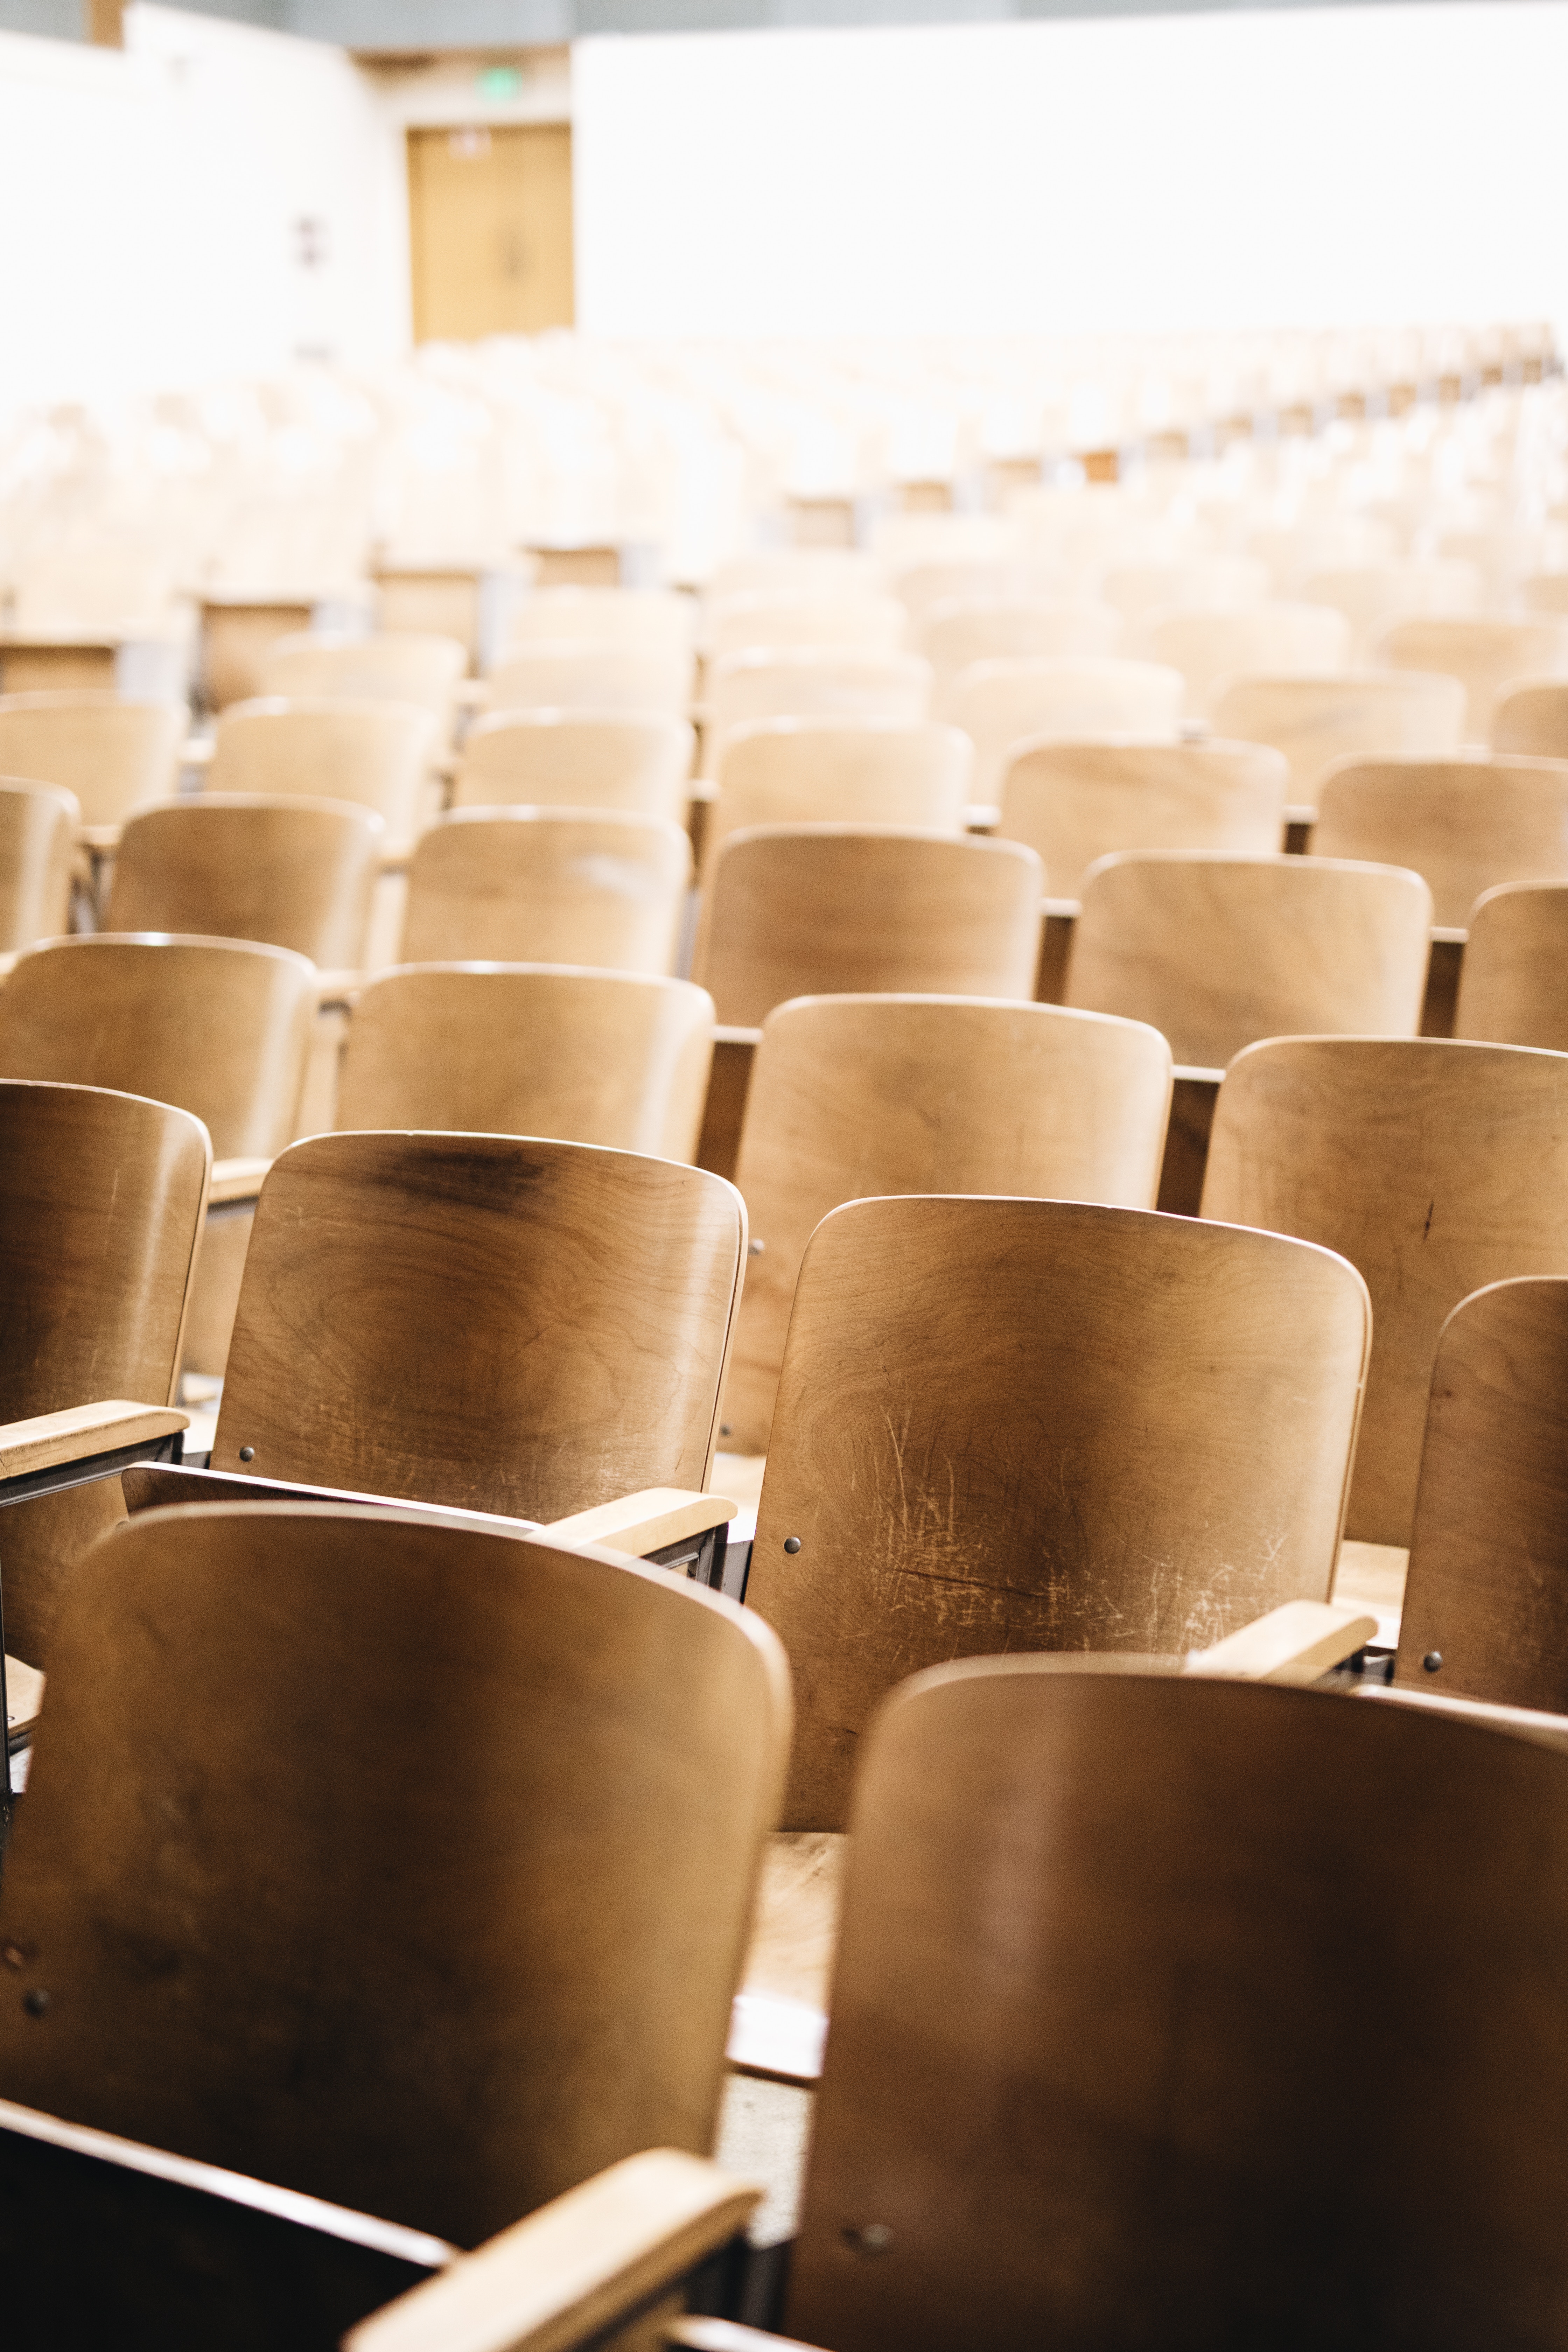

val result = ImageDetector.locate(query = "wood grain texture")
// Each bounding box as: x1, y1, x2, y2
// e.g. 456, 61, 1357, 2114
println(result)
1312, 754, 1568, 929
748, 1195, 1368, 1829
1377, 614, 1568, 741
0, 692, 184, 828
1209, 671, 1464, 803
258, 635, 468, 736
1140, 603, 1352, 720
212, 1130, 745, 1521
722, 994, 1172, 1452
0, 1401, 186, 1479
0, 1504, 789, 2246
401, 811, 690, 975
693, 827, 1043, 1028
0, 779, 77, 951
996, 738, 1288, 903
1202, 1036, 1568, 1547
208, 701, 440, 843
1456, 882, 1568, 1049
337, 965, 715, 1163
941, 657, 1184, 800
1066, 852, 1432, 1069
704, 719, 973, 882
1493, 679, 1568, 761
454, 714, 695, 821
106, 796, 383, 969
788, 1660, 1568, 2350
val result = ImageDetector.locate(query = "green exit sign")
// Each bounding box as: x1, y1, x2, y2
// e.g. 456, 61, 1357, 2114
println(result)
476, 65, 523, 102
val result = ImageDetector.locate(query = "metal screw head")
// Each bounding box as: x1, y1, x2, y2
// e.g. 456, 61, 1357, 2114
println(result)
1423, 1651, 1443, 1673
22, 1988, 50, 2018
719, 1424, 733, 1438
748, 1238, 765, 1256
783, 1536, 802, 1555
238, 1446, 255, 1463
843, 2222, 894, 2255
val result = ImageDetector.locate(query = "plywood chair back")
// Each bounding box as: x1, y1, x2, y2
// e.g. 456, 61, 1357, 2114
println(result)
0, 692, 184, 827
453, 711, 694, 820
704, 718, 972, 880
942, 656, 1185, 799
1456, 882, 1568, 1049
693, 825, 1043, 1027
486, 644, 693, 719
1376, 614, 1568, 742
0, 936, 316, 1159
0, 1503, 788, 2248
922, 597, 1123, 687
504, 587, 695, 663
401, 809, 690, 975
1209, 671, 1465, 805
723, 994, 1172, 1452
258, 634, 469, 734
704, 651, 931, 778
0, 778, 77, 950
207, 699, 439, 843
749, 1194, 1368, 1827
786, 1658, 1568, 2348
705, 594, 908, 662
211, 1130, 744, 1520
1493, 678, 1568, 761
1312, 753, 1568, 929
1202, 1036, 1568, 1546
105, 795, 382, 968
997, 737, 1289, 900
1297, 560, 1483, 659
336, 965, 715, 1162
1068, 851, 1432, 1069
1100, 555, 1270, 626
1140, 603, 1353, 720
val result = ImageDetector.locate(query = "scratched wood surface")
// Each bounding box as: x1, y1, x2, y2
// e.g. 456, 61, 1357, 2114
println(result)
106, 797, 383, 970
401, 811, 690, 975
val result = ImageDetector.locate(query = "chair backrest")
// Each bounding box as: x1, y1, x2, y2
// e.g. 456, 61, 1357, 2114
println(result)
693, 825, 1043, 1027
105, 796, 383, 969
707, 549, 885, 607
1140, 604, 1353, 720
0, 777, 77, 951
1522, 575, 1568, 619
705, 594, 908, 662
890, 556, 1073, 620
486, 644, 693, 718
212, 1130, 745, 1520
504, 586, 695, 662
374, 567, 484, 659
723, 994, 1172, 1453
1493, 678, 1568, 760
0, 1503, 788, 2247
1456, 882, 1568, 1049
452, 711, 694, 820
0, 692, 184, 827
1376, 614, 1568, 742
705, 718, 972, 879
1100, 555, 1270, 625
1201, 1036, 1568, 1546
401, 809, 690, 975
748, 1194, 1368, 1828
258, 634, 468, 731
1067, 852, 1433, 1069
335, 965, 715, 1162
996, 737, 1289, 901
704, 651, 931, 777
1209, 671, 1465, 804
207, 699, 439, 841
1312, 753, 1568, 929
942, 657, 1185, 800
200, 599, 316, 712
922, 598, 1123, 687
1296, 560, 1483, 658
1247, 518, 1399, 583
787, 1658, 1568, 2347
0, 936, 316, 1159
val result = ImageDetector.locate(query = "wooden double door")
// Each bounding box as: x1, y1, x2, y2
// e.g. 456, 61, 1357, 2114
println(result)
407, 123, 574, 342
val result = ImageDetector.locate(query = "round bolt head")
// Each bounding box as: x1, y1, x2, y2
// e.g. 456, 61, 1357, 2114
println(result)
238, 1446, 255, 1462
783, 1536, 802, 1554
748, 1238, 765, 1256
844, 2222, 894, 2255
1423, 1651, 1443, 1673
22, 1988, 50, 2017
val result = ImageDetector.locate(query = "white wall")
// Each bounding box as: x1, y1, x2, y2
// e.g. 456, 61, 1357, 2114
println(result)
573, 4, 1568, 339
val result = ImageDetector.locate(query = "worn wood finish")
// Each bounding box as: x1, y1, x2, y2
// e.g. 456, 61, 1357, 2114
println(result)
1141, 603, 1352, 720
1202, 1036, 1568, 1547
0, 693, 184, 828
0, 779, 77, 950
1377, 614, 1568, 741
487, 646, 694, 719
105, 796, 383, 968
0, 1402, 187, 1481
1456, 882, 1568, 1049
336, 965, 715, 1162
704, 719, 972, 881
704, 653, 931, 779
0, 1503, 789, 2247
207, 700, 440, 843
401, 811, 691, 975
748, 1195, 1368, 1828
788, 1660, 1568, 2350
1492, 679, 1568, 761
200, 600, 315, 711
211, 1130, 744, 1520
1312, 753, 1568, 929
694, 827, 1043, 1028
1067, 852, 1433, 1070
996, 738, 1289, 901
943, 657, 1185, 800
1209, 672, 1465, 804
723, 995, 1172, 1452
0, 936, 316, 1159
258, 636, 468, 735
453, 713, 694, 820
706, 596, 907, 662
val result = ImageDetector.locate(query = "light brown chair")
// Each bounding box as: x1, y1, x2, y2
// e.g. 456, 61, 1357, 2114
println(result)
1067, 852, 1433, 1069
703, 651, 931, 778
747, 1193, 1368, 1827
1493, 679, 1568, 760
721, 994, 1173, 1453
1312, 754, 1568, 929
1297, 560, 1482, 659
0, 778, 77, 950
400, 810, 690, 975
486, 644, 693, 719
996, 737, 1289, 901
1140, 604, 1353, 720
942, 657, 1185, 800
1522, 575, 1568, 619
705, 594, 908, 661
1376, 615, 1568, 742
693, 826, 1043, 1028
336, 965, 715, 1162
105, 796, 383, 968
704, 718, 972, 881
0, 692, 184, 832
921, 597, 1123, 686
1456, 882, 1568, 1049
504, 586, 695, 665
708, 550, 885, 608
890, 556, 1072, 621
206, 699, 440, 846
1247, 518, 1399, 583
258, 634, 468, 736
1209, 672, 1465, 806
1201, 1035, 1568, 1547
452, 710, 695, 820
199, 597, 315, 711
1100, 555, 1270, 626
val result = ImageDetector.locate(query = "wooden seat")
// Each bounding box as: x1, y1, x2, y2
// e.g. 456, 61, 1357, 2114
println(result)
693, 826, 1043, 1027
1492, 678, 1568, 760
704, 718, 972, 880
257, 634, 468, 737
0, 692, 184, 831
105, 796, 382, 968
206, 699, 440, 846
1201, 1036, 1568, 1547
198, 597, 315, 712
1067, 852, 1432, 1069
1296, 560, 1483, 660
401, 809, 690, 975
1376, 614, 1568, 742
941, 656, 1184, 800
486, 643, 694, 718
920, 597, 1123, 688
1209, 671, 1465, 806
0, 778, 77, 950
1140, 604, 1353, 721
336, 965, 715, 1162
705, 594, 908, 661
1456, 882, 1568, 1049
747, 1194, 1368, 1828
1312, 753, 1568, 929
452, 710, 695, 820
721, 993, 1172, 1453
704, 651, 931, 779
996, 738, 1289, 900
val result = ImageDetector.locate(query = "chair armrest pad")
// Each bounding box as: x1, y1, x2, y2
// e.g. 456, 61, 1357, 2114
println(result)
543, 1489, 737, 1558
1185, 1599, 1378, 1686
0, 1401, 187, 1481
210, 1157, 272, 1205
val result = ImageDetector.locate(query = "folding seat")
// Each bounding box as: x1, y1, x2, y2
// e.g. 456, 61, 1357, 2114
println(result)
1312, 754, 1568, 929
105, 797, 382, 970
702, 718, 972, 880
1296, 560, 1482, 660
942, 656, 1184, 801
400, 809, 690, 975
996, 738, 1289, 901
0, 691, 184, 845
1376, 614, 1568, 743
705, 594, 908, 662
452, 710, 694, 820
1492, 678, 1568, 760
0, 779, 77, 951
1140, 603, 1352, 721
1455, 882, 1568, 1049
703, 650, 931, 779
257, 633, 469, 739
1208, 671, 1464, 807
204, 698, 440, 849
922, 596, 1123, 693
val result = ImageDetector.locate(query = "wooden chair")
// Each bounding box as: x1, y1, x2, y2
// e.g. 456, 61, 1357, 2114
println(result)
452, 711, 695, 820
257, 634, 468, 737
336, 965, 715, 1162
1067, 852, 1432, 1070
205, 699, 440, 847
486, 644, 694, 719
198, 597, 315, 712
703, 652, 931, 779
1522, 575, 1568, 619
704, 719, 973, 880
708, 550, 885, 608
941, 657, 1184, 800
1208, 672, 1465, 807
1296, 560, 1482, 660
1140, 604, 1352, 721
1312, 754, 1568, 929
996, 738, 1289, 901
105, 797, 382, 969
1100, 555, 1269, 626
0, 692, 184, 834
1376, 614, 1568, 742
889, 556, 1072, 622
374, 566, 490, 664
1247, 518, 1399, 583
0, 778, 77, 951
1492, 678, 1568, 760
400, 810, 690, 975
693, 827, 1043, 1028
1456, 882, 1568, 1049
1201, 1036, 1568, 1547
747, 1194, 1368, 1828
504, 586, 695, 665
705, 595, 908, 662
920, 597, 1123, 688
721, 994, 1172, 1453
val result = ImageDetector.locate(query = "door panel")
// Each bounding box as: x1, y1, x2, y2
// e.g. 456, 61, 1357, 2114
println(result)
407, 124, 575, 342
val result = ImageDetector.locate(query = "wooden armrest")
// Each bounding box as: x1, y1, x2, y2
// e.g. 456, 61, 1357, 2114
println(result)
713, 1025, 763, 1050
0, 1401, 187, 1481
316, 971, 363, 1009
1431, 924, 1468, 946
345, 2151, 760, 2352
180, 736, 216, 765
378, 847, 414, 874
1283, 803, 1317, 828
454, 680, 490, 709
1171, 1064, 1225, 1087
0, 951, 20, 983
670, 2323, 828, 2352
1184, 1599, 1378, 1686
1352, 1684, 1568, 1754
76, 823, 122, 853
1041, 895, 1080, 920
209, 1156, 271, 1206
543, 1489, 737, 1558
6, 1654, 44, 1744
